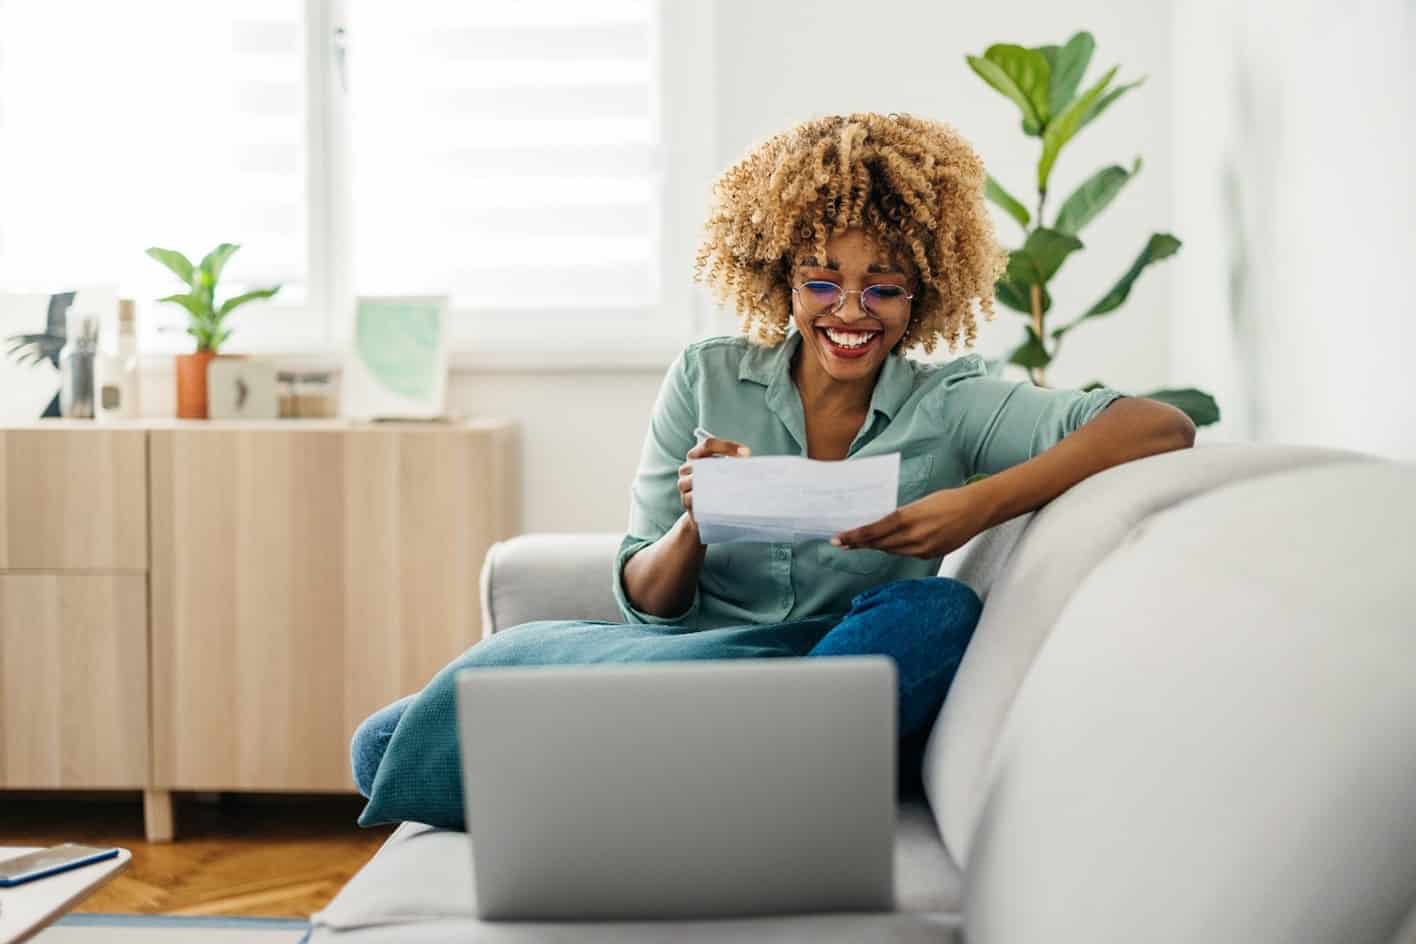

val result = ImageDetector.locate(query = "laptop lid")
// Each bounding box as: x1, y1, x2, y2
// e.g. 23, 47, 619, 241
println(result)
456, 656, 896, 921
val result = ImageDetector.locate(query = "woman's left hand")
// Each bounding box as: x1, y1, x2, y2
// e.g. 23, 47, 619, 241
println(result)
830, 486, 989, 559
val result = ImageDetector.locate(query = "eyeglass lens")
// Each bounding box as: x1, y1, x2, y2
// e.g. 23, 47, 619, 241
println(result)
799, 281, 910, 318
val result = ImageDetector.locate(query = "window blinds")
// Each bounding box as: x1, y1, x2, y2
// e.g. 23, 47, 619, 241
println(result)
0, 0, 309, 305
347, 0, 662, 312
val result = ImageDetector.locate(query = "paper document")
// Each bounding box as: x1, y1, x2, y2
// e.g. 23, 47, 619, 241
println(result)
690, 453, 900, 544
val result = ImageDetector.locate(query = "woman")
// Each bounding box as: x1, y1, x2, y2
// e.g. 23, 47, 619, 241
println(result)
352, 112, 1194, 797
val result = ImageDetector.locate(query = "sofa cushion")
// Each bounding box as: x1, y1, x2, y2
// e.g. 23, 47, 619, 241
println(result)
357, 617, 839, 829
963, 460, 1416, 943
314, 798, 960, 943
924, 443, 1375, 864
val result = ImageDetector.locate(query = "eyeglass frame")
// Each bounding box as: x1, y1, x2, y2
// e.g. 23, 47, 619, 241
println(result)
790, 279, 916, 319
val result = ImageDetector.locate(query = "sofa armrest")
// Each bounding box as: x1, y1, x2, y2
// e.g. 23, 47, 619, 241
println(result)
479, 533, 624, 636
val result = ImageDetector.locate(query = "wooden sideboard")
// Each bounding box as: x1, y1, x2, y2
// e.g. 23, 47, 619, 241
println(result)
0, 420, 518, 840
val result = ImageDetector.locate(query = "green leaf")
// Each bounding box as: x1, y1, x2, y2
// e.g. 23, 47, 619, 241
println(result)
146, 247, 196, 287
1139, 387, 1220, 427
995, 277, 1051, 315
1048, 32, 1095, 117
1038, 65, 1117, 193
983, 44, 1051, 125
185, 324, 219, 351
1007, 327, 1052, 368
967, 49, 1049, 133
985, 175, 1030, 229
217, 286, 281, 318
1037, 45, 1059, 73
1008, 228, 1084, 286
199, 243, 240, 285
1053, 158, 1140, 236
159, 292, 212, 321
1080, 77, 1146, 132
1079, 232, 1181, 320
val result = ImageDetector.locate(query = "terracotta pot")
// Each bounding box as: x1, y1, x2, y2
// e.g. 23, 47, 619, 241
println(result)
175, 350, 218, 419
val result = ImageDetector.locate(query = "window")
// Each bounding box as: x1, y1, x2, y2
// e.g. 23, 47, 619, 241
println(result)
0, 0, 711, 363
0, 0, 317, 349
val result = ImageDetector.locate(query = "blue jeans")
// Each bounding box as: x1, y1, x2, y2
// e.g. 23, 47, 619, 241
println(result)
351, 576, 981, 798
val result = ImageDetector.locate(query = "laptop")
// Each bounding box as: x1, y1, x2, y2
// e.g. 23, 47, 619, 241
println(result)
455, 656, 896, 921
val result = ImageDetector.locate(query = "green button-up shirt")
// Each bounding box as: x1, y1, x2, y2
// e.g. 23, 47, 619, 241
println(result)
613, 332, 1125, 629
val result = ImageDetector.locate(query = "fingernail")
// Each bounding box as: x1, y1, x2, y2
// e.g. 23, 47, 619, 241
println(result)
738, 447, 750, 456
830, 538, 842, 547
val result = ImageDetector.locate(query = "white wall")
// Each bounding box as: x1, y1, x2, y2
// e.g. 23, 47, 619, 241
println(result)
446, 370, 665, 533
1172, 1, 1416, 459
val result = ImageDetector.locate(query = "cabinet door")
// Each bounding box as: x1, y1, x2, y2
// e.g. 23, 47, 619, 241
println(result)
0, 575, 148, 787
149, 426, 517, 792
0, 428, 147, 571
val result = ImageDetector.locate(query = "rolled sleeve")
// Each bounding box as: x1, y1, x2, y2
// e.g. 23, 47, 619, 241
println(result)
612, 533, 701, 626
612, 349, 702, 625
959, 378, 1127, 477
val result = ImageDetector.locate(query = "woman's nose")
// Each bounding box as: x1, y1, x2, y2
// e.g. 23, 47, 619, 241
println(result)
837, 293, 871, 322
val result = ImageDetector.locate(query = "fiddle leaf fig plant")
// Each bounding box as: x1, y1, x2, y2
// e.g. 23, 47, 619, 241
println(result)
146, 242, 281, 353
968, 32, 1220, 426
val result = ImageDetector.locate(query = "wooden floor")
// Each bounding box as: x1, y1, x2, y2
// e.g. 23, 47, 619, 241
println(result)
0, 792, 395, 918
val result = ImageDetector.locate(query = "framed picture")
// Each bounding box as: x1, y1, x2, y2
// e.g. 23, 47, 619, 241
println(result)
1, 291, 73, 420
341, 296, 449, 420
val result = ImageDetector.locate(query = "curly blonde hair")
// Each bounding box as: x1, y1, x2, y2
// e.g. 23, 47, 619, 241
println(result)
693, 112, 1007, 354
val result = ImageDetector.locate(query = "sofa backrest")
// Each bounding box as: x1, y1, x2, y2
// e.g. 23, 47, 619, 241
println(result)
923, 443, 1376, 866
962, 457, 1416, 943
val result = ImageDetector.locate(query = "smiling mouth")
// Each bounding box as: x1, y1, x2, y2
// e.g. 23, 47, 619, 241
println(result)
816, 326, 881, 359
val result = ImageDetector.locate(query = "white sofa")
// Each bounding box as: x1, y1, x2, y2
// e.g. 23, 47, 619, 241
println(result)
310, 443, 1416, 943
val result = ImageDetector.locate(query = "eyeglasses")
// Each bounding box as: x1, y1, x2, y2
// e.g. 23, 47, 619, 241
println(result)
791, 280, 914, 320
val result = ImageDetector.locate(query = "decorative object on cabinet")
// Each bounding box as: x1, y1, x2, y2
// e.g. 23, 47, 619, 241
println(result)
277, 370, 338, 418
57, 309, 99, 419
94, 299, 143, 421
342, 296, 449, 421
145, 243, 282, 419
2, 291, 74, 419
207, 359, 280, 420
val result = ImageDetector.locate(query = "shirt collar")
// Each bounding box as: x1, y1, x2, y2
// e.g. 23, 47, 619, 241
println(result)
737, 329, 914, 422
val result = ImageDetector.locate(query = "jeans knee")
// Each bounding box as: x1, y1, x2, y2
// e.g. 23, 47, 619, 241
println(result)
853, 577, 982, 636
349, 718, 383, 798
350, 695, 413, 798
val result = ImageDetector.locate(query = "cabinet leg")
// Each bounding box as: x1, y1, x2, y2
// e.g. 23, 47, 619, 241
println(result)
144, 789, 175, 842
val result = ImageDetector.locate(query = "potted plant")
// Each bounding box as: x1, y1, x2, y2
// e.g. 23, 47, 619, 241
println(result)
146, 243, 281, 418
967, 31, 1219, 426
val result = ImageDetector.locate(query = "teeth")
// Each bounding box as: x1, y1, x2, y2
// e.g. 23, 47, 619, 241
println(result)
824, 328, 876, 348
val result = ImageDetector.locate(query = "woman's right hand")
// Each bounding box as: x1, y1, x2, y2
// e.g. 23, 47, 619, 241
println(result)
678, 436, 751, 520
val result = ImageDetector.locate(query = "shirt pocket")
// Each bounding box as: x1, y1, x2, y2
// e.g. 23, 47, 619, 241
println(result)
815, 453, 936, 576
700, 542, 794, 622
